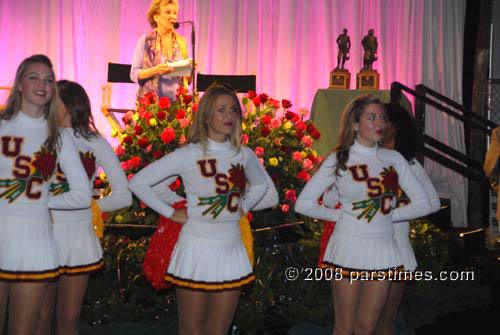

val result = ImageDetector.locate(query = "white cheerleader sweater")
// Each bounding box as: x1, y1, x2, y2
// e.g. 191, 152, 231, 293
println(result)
50, 131, 132, 221
129, 139, 269, 222
0, 112, 91, 220
322, 158, 441, 218
295, 141, 432, 225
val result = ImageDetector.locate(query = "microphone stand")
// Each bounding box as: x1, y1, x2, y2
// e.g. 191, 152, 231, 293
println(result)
174, 21, 196, 94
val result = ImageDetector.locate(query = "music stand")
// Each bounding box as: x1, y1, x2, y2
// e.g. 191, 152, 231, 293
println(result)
196, 74, 256, 93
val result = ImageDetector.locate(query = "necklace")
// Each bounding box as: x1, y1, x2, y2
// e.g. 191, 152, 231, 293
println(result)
157, 30, 178, 62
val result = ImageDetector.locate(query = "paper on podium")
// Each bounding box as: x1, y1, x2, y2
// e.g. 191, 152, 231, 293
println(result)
165, 58, 193, 78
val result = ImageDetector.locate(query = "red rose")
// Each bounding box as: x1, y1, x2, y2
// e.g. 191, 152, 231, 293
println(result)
307, 124, 317, 133
252, 96, 261, 107
258, 93, 268, 104
134, 125, 143, 136
161, 127, 176, 144
176, 109, 186, 119
145, 92, 157, 105
285, 111, 297, 120
169, 178, 181, 191
297, 170, 311, 182
153, 150, 163, 159
158, 97, 170, 109
296, 121, 306, 132
282, 99, 292, 109
176, 87, 188, 97
291, 115, 301, 123
123, 136, 133, 145
144, 111, 153, 122
157, 111, 166, 121
285, 189, 297, 202
130, 156, 141, 169
247, 90, 257, 99
261, 126, 271, 137
295, 129, 304, 139
261, 115, 272, 125
311, 129, 321, 140
192, 103, 198, 113
138, 137, 149, 149
183, 95, 193, 105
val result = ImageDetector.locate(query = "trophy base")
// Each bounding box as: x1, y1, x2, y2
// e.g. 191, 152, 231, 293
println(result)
329, 69, 351, 89
356, 70, 380, 89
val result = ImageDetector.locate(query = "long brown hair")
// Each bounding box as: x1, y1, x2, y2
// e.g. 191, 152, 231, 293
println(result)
57, 80, 99, 140
187, 83, 243, 154
332, 94, 384, 176
1, 54, 59, 151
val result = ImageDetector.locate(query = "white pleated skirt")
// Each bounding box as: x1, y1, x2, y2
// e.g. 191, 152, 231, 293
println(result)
165, 219, 254, 291
321, 219, 404, 278
0, 214, 59, 282
394, 222, 417, 272
52, 217, 103, 275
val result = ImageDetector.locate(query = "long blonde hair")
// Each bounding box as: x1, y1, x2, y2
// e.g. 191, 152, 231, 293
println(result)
1, 54, 59, 151
187, 84, 243, 154
332, 94, 384, 176
146, 0, 188, 59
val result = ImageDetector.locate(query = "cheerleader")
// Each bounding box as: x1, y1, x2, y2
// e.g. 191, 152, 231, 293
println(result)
375, 103, 440, 335
129, 84, 277, 335
34, 80, 132, 335
0, 55, 91, 335
295, 95, 433, 335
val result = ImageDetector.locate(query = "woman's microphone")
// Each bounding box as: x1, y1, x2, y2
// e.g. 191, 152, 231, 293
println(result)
173, 21, 193, 29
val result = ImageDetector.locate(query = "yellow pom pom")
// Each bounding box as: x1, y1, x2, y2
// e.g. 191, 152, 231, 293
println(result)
239, 215, 254, 266
91, 200, 104, 239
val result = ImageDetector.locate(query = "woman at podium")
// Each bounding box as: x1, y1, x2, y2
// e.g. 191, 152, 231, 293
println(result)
130, 0, 189, 101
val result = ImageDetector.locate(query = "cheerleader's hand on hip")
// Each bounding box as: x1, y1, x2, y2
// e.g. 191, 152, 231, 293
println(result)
170, 208, 187, 224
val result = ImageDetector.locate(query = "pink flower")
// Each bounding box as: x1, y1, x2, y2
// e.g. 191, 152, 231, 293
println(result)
281, 204, 290, 213
179, 118, 190, 128
127, 173, 135, 181
298, 108, 309, 117
297, 170, 311, 182
302, 158, 313, 170
301, 135, 313, 147
146, 144, 153, 153
122, 111, 134, 125
259, 158, 264, 165
285, 190, 297, 203
179, 135, 186, 144
115, 145, 125, 156
292, 151, 303, 162
242, 134, 249, 145
121, 161, 131, 171
255, 146, 264, 157
270, 118, 281, 129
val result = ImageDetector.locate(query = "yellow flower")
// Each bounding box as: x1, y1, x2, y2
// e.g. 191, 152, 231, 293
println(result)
301, 151, 307, 158
278, 157, 283, 162
269, 157, 279, 166
111, 130, 118, 138
133, 113, 139, 121
115, 215, 123, 223
99, 172, 106, 180
241, 122, 247, 131
149, 118, 157, 126
284, 121, 292, 130
311, 150, 318, 157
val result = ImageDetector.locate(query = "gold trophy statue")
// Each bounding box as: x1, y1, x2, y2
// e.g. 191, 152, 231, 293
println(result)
357, 29, 380, 89
330, 28, 351, 89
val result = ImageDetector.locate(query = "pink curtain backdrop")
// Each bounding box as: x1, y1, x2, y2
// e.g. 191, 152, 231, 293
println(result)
0, 0, 467, 226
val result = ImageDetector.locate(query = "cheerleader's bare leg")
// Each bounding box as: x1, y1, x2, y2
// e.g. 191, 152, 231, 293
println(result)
204, 289, 241, 335
375, 282, 405, 335
176, 288, 209, 335
0, 282, 8, 335
331, 278, 360, 335
54, 274, 89, 335
33, 282, 56, 335
353, 280, 390, 335
8, 282, 47, 335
